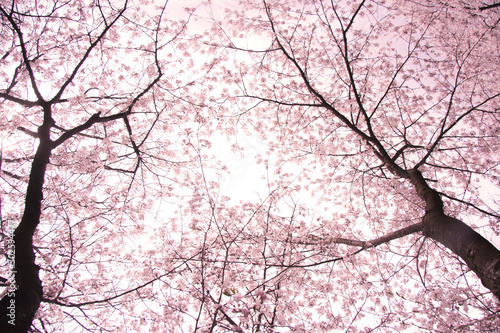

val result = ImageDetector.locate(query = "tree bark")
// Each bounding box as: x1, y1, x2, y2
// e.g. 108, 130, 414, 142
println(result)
0, 118, 52, 332
409, 169, 500, 300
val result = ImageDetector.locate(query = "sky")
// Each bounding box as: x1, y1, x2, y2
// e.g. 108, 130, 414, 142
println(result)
2, 0, 500, 331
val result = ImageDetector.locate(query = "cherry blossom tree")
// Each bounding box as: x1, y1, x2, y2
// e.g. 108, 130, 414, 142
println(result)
184, 0, 500, 331
2, 0, 500, 332
0, 0, 219, 331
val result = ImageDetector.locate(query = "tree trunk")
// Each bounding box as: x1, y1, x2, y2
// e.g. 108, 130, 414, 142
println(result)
0, 123, 52, 332
409, 169, 500, 300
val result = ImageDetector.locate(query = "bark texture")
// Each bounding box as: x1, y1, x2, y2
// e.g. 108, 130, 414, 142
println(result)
409, 169, 500, 300
0, 119, 52, 332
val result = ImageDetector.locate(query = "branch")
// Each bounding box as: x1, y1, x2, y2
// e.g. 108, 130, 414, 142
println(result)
368, 222, 424, 248
0, 93, 38, 107
50, 1, 129, 104
345, 0, 366, 33
51, 112, 102, 148
1, 169, 25, 180
392, 143, 424, 162
42, 248, 206, 308
437, 190, 500, 220
207, 293, 243, 332
17, 126, 39, 138
415, 76, 500, 168
0, 5, 44, 102
298, 223, 424, 250
263, 1, 409, 178
479, 3, 500, 11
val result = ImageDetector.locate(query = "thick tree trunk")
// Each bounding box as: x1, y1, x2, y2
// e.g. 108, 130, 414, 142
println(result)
0, 123, 52, 332
409, 169, 500, 300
